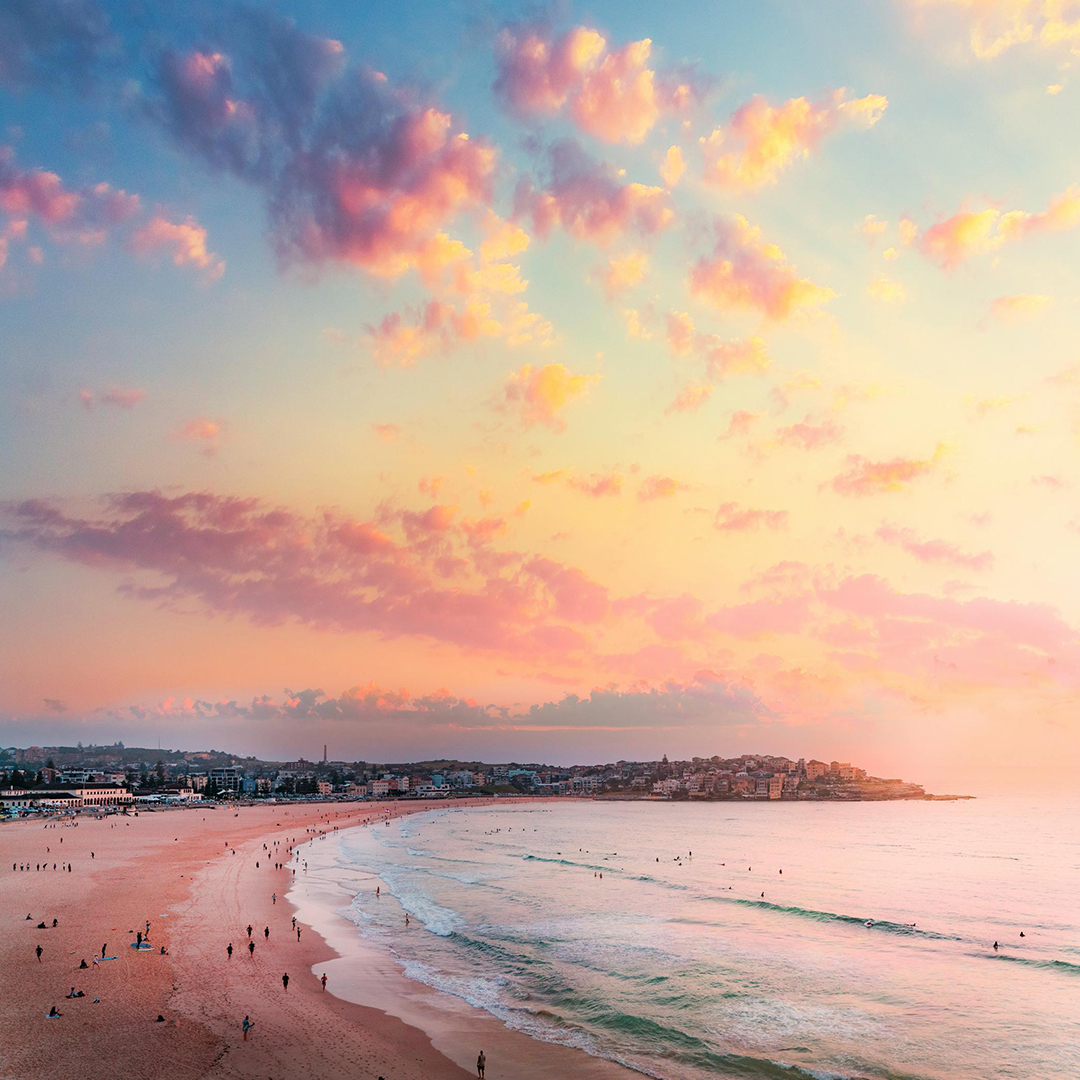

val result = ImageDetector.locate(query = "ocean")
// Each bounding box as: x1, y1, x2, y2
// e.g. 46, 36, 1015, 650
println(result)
302, 796, 1080, 1080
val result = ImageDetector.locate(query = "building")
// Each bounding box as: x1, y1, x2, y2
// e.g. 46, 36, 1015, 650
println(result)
210, 766, 244, 792
0, 784, 133, 810
316, 780, 332, 796
755, 775, 783, 799
805, 760, 828, 780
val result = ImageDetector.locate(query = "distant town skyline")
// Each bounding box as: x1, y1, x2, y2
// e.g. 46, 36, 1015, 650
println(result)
2, 1, 1079, 779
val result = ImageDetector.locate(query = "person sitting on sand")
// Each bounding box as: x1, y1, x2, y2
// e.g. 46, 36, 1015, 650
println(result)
79, 959, 88, 969
48, 1006, 61, 1018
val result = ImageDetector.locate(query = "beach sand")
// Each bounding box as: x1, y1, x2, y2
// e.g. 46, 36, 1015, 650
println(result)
0, 799, 638, 1080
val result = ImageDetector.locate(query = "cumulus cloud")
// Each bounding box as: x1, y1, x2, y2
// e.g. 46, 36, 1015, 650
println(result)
141, 10, 495, 283
493, 23, 699, 146
0, 145, 139, 245
176, 416, 226, 454
690, 215, 835, 319
660, 145, 685, 187
129, 215, 225, 279
701, 90, 887, 190
114, 670, 770, 733
918, 186, 1080, 269
831, 444, 947, 496
518, 139, 674, 247
503, 363, 597, 431
915, 0, 1080, 59
601, 250, 648, 296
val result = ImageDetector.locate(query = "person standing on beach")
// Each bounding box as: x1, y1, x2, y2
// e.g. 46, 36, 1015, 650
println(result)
248, 940, 255, 956
282, 972, 289, 992
101, 944, 107, 959
242, 1015, 253, 1041
321, 973, 327, 991
296, 927, 301, 941
227, 943, 233, 959
477, 1049, 486, 1077
264, 926, 269, 940
246, 924, 252, 938
36, 945, 43, 962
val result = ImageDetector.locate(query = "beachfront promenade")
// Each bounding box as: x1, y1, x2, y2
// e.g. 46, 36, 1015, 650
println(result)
0, 801, 483, 1080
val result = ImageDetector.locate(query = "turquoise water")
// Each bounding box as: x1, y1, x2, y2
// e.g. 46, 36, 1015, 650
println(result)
333, 798, 1080, 1080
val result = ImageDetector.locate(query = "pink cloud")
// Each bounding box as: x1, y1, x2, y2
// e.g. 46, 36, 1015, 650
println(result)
775, 415, 843, 450
519, 140, 673, 247
176, 416, 226, 454
502, 362, 597, 431
665, 310, 695, 356
690, 215, 834, 319
831, 446, 945, 496
875, 525, 993, 570
493, 24, 697, 145
146, 23, 493, 284
129, 215, 224, 279
638, 475, 684, 501
714, 501, 788, 531
79, 386, 146, 411
665, 384, 714, 414
372, 422, 400, 442
720, 410, 759, 440
701, 90, 887, 190
524, 556, 609, 623
700, 335, 770, 378
532, 471, 623, 497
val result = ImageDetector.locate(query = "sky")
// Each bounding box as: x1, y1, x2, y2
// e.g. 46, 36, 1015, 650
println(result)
1, 0, 1079, 775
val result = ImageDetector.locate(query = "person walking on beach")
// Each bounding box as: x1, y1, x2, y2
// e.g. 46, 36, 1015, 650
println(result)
227, 943, 233, 959
242, 1015, 254, 1041
321, 973, 327, 991
246, 924, 253, 938
264, 926, 269, 940
477, 1049, 486, 1078
248, 940, 255, 957
282, 972, 289, 992
36, 945, 43, 962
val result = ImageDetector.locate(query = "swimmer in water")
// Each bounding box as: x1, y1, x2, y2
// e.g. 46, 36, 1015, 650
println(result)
993, 941, 999, 950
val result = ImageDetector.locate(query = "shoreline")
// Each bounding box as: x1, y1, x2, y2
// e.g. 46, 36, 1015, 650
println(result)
287, 804, 643, 1080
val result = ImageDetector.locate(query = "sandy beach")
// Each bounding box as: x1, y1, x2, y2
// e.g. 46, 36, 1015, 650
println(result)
0, 798, 641, 1080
